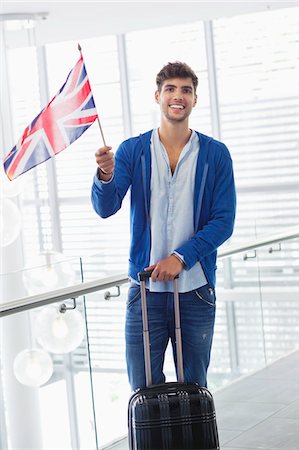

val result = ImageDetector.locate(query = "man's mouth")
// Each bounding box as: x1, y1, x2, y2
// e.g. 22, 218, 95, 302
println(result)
169, 104, 185, 109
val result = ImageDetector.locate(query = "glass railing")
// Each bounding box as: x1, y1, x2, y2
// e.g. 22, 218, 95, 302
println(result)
213, 226, 299, 383
0, 226, 298, 449
1, 296, 97, 450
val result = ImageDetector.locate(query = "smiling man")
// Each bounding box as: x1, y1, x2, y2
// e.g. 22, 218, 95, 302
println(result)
91, 61, 236, 391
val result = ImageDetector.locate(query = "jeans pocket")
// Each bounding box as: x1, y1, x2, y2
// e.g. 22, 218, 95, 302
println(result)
127, 284, 141, 308
194, 285, 216, 307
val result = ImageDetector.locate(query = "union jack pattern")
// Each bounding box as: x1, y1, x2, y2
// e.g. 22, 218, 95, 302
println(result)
3, 54, 98, 180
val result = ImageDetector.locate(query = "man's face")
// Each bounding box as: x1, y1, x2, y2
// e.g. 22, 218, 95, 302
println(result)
155, 77, 197, 123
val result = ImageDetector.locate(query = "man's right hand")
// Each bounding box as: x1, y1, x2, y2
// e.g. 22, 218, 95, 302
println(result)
95, 146, 114, 181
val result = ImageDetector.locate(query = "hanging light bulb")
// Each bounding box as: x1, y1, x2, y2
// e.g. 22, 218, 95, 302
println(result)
13, 349, 53, 387
43, 266, 59, 288
25, 357, 42, 379
51, 315, 69, 339
34, 304, 85, 354
22, 251, 76, 295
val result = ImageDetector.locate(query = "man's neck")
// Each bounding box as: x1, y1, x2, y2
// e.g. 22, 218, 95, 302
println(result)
158, 120, 192, 150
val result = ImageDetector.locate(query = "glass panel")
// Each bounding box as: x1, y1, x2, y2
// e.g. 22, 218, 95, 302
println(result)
0, 256, 82, 304
258, 237, 299, 363
210, 251, 266, 391
83, 281, 130, 448
0, 296, 96, 450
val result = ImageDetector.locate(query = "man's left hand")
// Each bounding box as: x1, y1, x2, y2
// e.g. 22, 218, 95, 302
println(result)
145, 255, 184, 282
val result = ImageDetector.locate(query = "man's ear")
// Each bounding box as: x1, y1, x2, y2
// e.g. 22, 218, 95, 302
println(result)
155, 90, 160, 104
193, 94, 198, 107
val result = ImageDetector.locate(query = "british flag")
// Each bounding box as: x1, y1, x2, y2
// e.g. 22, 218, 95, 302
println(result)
3, 54, 98, 180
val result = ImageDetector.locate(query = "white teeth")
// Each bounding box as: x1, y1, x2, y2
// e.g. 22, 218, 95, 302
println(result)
170, 104, 184, 109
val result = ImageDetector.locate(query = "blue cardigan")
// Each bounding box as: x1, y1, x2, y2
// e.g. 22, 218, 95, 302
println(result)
91, 130, 236, 288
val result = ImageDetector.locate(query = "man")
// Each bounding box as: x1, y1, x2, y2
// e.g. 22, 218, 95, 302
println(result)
91, 62, 236, 391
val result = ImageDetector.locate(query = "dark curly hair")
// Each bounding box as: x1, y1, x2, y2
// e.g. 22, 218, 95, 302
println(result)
156, 61, 198, 92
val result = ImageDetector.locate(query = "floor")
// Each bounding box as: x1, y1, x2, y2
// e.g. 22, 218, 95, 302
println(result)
104, 349, 299, 449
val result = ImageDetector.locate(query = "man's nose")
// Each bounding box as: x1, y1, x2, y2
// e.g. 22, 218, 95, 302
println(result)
173, 91, 183, 100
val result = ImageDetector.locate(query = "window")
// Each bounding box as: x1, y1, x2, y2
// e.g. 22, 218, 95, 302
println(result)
214, 7, 299, 240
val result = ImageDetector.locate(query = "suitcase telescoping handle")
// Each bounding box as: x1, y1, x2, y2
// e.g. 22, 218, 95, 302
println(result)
138, 270, 184, 387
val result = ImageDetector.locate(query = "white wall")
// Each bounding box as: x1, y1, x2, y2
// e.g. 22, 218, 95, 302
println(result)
2, 1, 296, 47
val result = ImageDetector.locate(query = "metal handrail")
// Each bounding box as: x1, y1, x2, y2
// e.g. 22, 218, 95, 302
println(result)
218, 225, 299, 259
0, 225, 298, 318
0, 273, 129, 318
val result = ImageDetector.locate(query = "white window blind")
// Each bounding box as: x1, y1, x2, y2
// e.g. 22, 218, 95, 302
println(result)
214, 7, 299, 240
212, 7, 299, 374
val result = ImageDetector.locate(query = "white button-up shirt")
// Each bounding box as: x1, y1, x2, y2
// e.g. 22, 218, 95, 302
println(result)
148, 129, 207, 293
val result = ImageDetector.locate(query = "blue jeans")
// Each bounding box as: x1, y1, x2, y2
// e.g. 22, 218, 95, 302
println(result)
125, 283, 216, 391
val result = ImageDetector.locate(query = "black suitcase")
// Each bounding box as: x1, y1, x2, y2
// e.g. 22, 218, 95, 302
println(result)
128, 271, 220, 450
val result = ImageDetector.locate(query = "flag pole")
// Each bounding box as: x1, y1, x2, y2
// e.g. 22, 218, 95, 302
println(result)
78, 43, 107, 147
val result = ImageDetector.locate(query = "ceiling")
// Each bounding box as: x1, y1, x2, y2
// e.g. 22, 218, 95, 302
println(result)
1, 1, 297, 46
